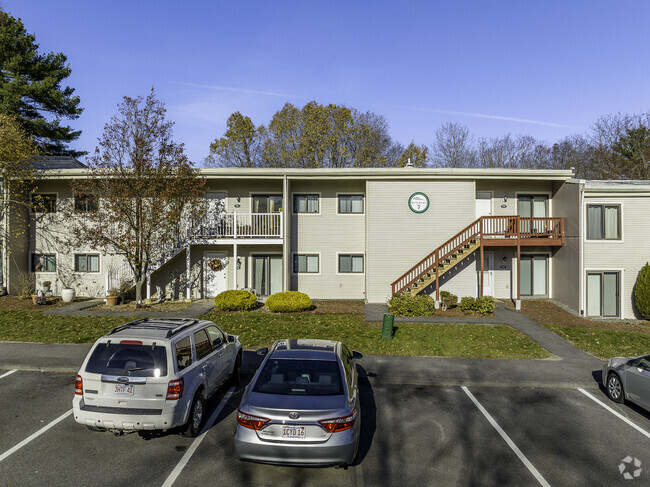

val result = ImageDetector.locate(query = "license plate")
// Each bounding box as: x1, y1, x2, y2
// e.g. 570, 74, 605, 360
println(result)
114, 384, 134, 395
282, 426, 305, 438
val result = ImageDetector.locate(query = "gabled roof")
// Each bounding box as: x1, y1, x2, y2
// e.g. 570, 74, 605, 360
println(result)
32, 156, 87, 170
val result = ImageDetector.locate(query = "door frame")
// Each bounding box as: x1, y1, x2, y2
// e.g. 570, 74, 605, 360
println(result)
519, 252, 551, 297
204, 251, 227, 298
475, 191, 493, 218
251, 253, 283, 297
584, 268, 623, 318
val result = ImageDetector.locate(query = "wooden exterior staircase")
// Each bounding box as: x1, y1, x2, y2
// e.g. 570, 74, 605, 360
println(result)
391, 215, 564, 300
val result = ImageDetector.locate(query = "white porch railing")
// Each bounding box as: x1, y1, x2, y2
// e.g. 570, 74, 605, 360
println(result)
105, 261, 134, 295
190, 212, 283, 239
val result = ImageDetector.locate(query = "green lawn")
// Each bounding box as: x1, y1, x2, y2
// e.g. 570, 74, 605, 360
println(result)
0, 309, 550, 359
0, 310, 135, 344
201, 312, 550, 359
545, 324, 650, 359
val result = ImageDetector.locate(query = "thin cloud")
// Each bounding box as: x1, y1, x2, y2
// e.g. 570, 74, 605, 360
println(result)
172, 81, 301, 99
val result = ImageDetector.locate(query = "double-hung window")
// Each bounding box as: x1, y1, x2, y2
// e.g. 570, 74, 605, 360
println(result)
293, 254, 319, 273
339, 254, 364, 273
293, 194, 319, 213
338, 195, 364, 214
587, 204, 620, 240
75, 254, 100, 272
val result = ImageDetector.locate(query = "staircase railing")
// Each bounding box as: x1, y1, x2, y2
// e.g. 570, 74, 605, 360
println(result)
391, 215, 564, 296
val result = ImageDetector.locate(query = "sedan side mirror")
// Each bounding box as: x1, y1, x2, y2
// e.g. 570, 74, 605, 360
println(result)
256, 347, 269, 356
227, 335, 235, 343
352, 351, 363, 360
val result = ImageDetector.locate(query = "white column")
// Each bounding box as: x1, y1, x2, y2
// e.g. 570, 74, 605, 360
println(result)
186, 246, 191, 300
233, 243, 238, 290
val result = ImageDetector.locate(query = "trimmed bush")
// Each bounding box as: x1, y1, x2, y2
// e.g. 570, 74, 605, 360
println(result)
460, 296, 476, 314
440, 290, 458, 311
214, 290, 257, 311
266, 291, 312, 313
460, 295, 495, 315
388, 294, 436, 317
635, 262, 650, 319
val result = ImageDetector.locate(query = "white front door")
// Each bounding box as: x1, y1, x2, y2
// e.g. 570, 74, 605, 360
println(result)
475, 192, 492, 218
479, 253, 493, 297
205, 251, 227, 297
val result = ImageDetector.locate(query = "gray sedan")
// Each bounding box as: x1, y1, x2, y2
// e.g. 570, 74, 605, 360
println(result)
602, 354, 650, 410
234, 339, 361, 467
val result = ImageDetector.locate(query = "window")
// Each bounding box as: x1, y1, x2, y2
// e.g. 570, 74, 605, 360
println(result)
32, 254, 56, 272
31, 194, 57, 213
293, 254, 319, 273
338, 195, 364, 214
253, 195, 282, 213
194, 329, 212, 360
205, 325, 226, 348
587, 204, 620, 240
587, 271, 619, 317
293, 194, 319, 213
75, 254, 99, 272
339, 254, 364, 273
175, 337, 192, 370
74, 194, 98, 212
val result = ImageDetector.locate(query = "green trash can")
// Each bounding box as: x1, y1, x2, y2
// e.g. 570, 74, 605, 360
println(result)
382, 313, 394, 339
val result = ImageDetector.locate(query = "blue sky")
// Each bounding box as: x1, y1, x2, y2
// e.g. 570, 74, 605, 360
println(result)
5, 0, 650, 164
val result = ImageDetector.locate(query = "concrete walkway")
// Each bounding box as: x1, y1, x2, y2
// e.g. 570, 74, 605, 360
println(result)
44, 299, 216, 318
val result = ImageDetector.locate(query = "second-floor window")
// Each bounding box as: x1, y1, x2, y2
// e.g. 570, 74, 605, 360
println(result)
293, 194, 319, 213
75, 254, 99, 272
338, 195, 364, 214
32, 254, 56, 272
253, 195, 282, 213
587, 204, 620, 240
31, 194, 57, 213
74, 194, 98, 212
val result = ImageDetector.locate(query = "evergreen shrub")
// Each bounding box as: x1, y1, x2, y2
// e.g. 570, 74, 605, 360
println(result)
635, 262, 650, 319
266, 291, 312, 312
440, 290, 458, 311
214, 290, 258, 311
388, 294, 436, 317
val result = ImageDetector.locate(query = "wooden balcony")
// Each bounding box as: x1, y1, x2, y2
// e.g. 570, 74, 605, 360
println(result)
480, 215, 564, 246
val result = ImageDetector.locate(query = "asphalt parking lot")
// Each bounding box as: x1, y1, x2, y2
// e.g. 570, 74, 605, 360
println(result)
1, 352, 650, 487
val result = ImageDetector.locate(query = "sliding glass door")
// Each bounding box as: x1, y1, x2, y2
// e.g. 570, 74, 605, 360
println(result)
253, 255, 282, 296
587, 272, 619, 317
520, 255, 547, 296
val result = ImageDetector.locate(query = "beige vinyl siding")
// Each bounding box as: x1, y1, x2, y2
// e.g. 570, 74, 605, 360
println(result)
583, 193, 650, 319
476, 180, 554, 217
366, 180, 475, 303
290, 180, 365, 299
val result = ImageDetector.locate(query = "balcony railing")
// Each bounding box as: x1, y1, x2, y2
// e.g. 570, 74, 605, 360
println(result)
190, 212, 283, 239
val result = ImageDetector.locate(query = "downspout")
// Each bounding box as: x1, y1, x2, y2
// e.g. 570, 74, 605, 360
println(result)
579, 182, 585, 316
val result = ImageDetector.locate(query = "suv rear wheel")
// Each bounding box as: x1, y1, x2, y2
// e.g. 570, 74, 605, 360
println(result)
181, 393, 205, 437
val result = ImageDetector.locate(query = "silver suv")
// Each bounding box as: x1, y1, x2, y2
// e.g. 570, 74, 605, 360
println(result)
73, 318, 242, 437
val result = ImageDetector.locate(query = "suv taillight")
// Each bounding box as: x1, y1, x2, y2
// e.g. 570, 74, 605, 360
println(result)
319, 410, 357, 433
166, 378, 184, 400
236, 409, 270, 430
75, 375, 83, 395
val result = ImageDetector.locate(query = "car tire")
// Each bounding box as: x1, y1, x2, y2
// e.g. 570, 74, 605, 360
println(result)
229, 352, 242, 386
606, 373, 625, 403
181, 393, 205, 438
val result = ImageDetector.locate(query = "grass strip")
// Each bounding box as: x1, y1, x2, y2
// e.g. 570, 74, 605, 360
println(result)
545, 324, 650, 359
201, 313, 550, 359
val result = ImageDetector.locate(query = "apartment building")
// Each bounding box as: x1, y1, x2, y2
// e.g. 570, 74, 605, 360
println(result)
3, 161, 649, 320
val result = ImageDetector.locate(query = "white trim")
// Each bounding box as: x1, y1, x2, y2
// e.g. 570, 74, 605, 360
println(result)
73, 253, 101, 273
584, 267, 624, 319
335, 192, 365, 215
291, 251, 322, 275
478, 251, 494, 297
291, 192, 321, 215
335, 252, 365, 276
583, 200, 624, 244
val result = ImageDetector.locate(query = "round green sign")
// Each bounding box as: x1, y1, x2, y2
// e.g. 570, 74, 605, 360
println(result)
408, 192, 429, 213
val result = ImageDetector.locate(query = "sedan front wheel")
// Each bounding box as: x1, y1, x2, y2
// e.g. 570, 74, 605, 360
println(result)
607, 373, 625, 403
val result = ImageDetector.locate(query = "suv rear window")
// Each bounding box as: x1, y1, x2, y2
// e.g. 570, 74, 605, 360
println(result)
85, 343, 168, 377
253, 359, 343, 396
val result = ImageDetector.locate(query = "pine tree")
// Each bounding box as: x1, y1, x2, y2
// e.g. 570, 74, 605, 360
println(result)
0, 10, 83, 156
635, 263, 650, 319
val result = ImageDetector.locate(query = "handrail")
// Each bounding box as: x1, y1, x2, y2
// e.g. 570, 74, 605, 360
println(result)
391, 216, 564, 296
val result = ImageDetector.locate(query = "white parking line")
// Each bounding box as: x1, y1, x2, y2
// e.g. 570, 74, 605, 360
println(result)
0, 409, 72, 463
161, 386, 235, 487
0, 370, 16, 380
462, 386, 551, 487
578, 388, 650, 439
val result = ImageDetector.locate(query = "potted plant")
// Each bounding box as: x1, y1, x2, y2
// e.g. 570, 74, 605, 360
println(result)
106, 288, 119, 306
42, 281, 51, 293
57, 262, 80, 303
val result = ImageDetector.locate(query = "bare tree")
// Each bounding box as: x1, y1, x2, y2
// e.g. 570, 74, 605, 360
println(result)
476, 134, 545, 169
431, 122, 476, 168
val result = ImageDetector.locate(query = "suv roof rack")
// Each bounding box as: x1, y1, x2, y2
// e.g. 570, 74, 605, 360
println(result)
109, 318, 200, 338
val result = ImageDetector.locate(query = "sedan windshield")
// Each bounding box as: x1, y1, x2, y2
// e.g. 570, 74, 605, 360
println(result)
85, 343, 168, 377
253, 358, 343, 396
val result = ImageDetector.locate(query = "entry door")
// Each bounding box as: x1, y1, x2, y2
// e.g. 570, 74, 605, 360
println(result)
205, 251, 227, 297
478, 253, 493, 297
253, 256, 282, 296
475, 192, 492, 218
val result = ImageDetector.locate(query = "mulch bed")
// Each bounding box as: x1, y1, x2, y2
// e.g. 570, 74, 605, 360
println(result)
0, 295, 88, 310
